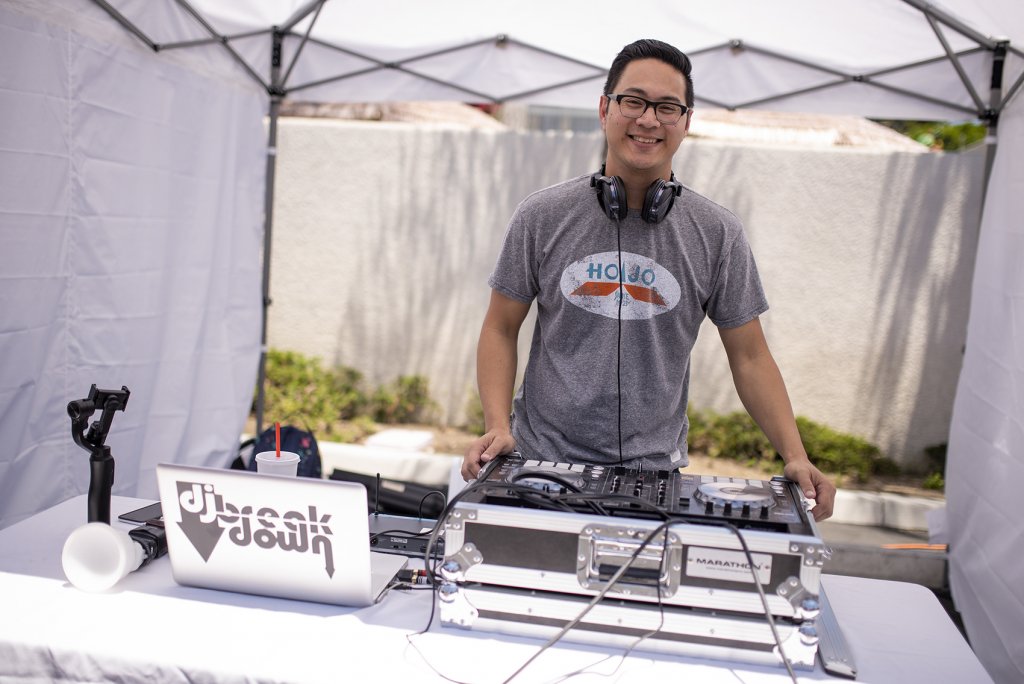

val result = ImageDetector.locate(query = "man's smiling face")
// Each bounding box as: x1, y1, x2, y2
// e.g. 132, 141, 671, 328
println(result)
599, 58, 691, 184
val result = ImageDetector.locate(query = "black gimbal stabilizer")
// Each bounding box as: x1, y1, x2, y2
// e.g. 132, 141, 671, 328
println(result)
68, 384, 131, 524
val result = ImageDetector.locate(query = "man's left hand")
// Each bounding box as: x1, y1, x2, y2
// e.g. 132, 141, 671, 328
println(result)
783, 460, 836, 521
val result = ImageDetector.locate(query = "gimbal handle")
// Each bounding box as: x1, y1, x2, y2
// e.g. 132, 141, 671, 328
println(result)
67, 385, 130, 524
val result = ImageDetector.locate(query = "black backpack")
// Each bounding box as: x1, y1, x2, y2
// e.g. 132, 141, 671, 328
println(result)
237, 425, 322, 479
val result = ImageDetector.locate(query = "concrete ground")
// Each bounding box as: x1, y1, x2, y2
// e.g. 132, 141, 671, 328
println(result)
819, 519, 928, 546
820, 488, 946, 588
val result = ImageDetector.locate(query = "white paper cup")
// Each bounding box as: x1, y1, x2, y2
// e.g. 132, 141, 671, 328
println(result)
254, 450, 300, 477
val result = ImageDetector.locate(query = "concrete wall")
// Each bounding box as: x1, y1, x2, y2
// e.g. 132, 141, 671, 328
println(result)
268, 117, 985, 468
682, 141, 984, 468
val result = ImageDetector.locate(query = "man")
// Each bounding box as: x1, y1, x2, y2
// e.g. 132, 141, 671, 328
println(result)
463, 39, 835, 521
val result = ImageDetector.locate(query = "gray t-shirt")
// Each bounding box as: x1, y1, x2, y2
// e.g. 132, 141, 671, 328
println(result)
489, 174, 768, 470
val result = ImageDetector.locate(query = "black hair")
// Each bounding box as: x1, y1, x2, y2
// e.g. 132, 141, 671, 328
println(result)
603, 39, 694, 109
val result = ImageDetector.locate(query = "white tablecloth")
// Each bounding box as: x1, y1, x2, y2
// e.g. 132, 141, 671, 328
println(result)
0, 496, 992, 683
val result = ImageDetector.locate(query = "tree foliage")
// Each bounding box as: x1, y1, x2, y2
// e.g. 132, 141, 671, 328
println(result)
874, 119, 987, 151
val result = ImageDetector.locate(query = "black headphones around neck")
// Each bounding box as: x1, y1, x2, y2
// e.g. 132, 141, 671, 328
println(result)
590, 165, 682, 224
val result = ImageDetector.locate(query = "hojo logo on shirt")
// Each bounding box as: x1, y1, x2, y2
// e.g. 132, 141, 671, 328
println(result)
560, 251, 680, 319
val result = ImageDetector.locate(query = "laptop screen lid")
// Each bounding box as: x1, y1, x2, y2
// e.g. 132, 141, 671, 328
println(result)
156, 463, 406, 606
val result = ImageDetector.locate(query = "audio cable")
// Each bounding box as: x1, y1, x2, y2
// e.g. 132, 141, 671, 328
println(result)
409, 459, 801, 684
615, 214, 624, 466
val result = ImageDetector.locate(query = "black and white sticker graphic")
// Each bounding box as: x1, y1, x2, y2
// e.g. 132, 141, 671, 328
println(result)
175, 480, 337, 577
560, 251, 680, 319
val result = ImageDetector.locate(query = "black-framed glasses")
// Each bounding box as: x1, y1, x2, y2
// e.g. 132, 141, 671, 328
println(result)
606, 93, 688, 124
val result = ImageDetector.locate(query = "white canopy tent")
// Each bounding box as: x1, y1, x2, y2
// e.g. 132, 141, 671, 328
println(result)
1, 0, 1021, 680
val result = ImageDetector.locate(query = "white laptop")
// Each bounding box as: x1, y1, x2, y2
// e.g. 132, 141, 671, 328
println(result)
156, 463, 407, 606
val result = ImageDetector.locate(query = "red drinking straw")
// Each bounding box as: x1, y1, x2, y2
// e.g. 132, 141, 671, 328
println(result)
275, 421, 281, 459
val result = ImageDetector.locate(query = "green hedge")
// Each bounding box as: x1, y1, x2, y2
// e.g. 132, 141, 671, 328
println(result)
686, 408, 898, 483
256, 349, 436, 441
261, 349, 904, 485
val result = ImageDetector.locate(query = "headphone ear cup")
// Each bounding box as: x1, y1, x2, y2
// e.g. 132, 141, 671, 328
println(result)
641, 178, 681, 224
591, 173, 628, 221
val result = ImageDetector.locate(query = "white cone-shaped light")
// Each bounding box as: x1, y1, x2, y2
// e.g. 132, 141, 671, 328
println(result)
62, 522, 145, 592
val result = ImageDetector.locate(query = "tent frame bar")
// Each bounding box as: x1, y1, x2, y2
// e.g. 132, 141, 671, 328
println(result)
281, 0, 327, 33
280, 1, 325, 90
87, 2, 1012, 119
901, 0, 999, 50
158, 28, 270, 52
89, 0, 156, 49
685, 40, 982, 117
170, 0, 269, 90
925, 12, 985, 111
282, 34, 607, 103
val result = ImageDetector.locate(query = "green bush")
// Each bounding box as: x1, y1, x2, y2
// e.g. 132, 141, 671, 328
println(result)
371, 375, 436, 424
331, 415, 378, 444
258, 349, 437, 439
686, 408, 898, 483
687, 408, 772, 468
922, 443, 947, 492
464, 391, 486, 436
259, 350, 362, 436
794, 416, 897, 482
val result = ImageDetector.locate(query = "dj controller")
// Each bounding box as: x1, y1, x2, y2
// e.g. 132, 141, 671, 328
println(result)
464, 454, 816, 535
437, 453, 833, 672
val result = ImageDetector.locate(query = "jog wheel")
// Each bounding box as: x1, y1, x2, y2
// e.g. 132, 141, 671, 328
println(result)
694, 479, 776, 509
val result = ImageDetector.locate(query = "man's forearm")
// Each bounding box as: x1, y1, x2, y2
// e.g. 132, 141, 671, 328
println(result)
729, 353, 809, 464
719, 319, 835, 517
477, 326, 518, 433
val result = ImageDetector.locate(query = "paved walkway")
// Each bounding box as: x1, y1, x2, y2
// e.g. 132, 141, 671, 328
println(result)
819, 489, 948, 596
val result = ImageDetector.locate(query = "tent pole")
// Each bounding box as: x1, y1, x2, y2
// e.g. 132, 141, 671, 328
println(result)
254, 95, 280, 437
980, 41, 1007, 212
255, 30, 285, 436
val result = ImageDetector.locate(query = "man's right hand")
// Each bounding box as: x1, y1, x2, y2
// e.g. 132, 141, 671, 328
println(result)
462, 429, 516, 481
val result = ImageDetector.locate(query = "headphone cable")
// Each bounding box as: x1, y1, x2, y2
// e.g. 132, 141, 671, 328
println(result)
615, 216, 624, 466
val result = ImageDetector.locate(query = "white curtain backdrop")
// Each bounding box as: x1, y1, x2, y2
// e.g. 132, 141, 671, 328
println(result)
0, 2, 266, 528
946, 101, 1024, 684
